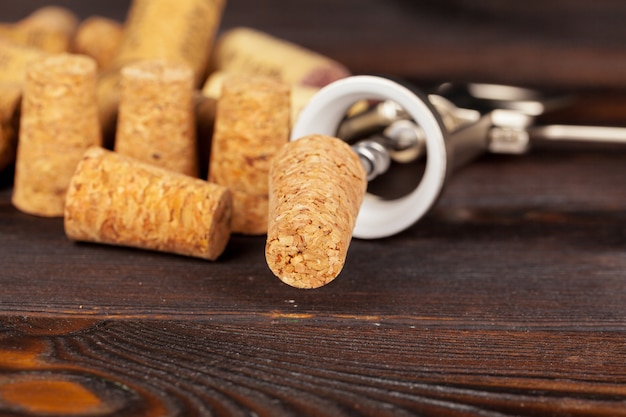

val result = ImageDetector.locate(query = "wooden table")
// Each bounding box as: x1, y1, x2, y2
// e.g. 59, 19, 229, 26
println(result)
1, 1, 626, 416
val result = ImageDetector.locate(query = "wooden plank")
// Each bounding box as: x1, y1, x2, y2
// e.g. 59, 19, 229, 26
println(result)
2, 317, 626, 416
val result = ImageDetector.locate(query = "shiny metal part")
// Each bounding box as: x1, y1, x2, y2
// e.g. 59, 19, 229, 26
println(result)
348, 119, 426, 179
380, 120, 427, 163
439, 82, 572, 116
528, 125, 626, 144
337, 100, 409, 141
352, 140, 391, 181
487, 110, 533, 154
345, 82, 626, 178
428, 94, 480, 132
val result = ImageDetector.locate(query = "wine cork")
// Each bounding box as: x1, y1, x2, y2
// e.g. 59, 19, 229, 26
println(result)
202, 70, 319, 127
0, 39, 48, 85
12, 54, 101, 217
98, 0, 226, 141
212, 27, 351, 88
266, 135, 367, 289
112, 0, 226, 84
65, 147, 232, 261
0, 6, 79, 53
72, 16, 123, 70
208, 74, 290, 235
0, 39, 44, 170
115, 60, 197, 177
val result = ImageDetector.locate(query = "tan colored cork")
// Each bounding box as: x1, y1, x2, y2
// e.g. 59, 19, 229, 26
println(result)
208, 73, 290, 235
212, 27, 351, 88
112, 0, 225, 84
0, 39, 47, 171
64, 147, 232, 261
115, 60, 198, 177
0, 39, 48, 85
266, 134, 367, 289
12, 53, 101, 217
72, 16, 123, 70
97, 0, 226, 137
201, 69, 319, 127
0, 6, 79, 53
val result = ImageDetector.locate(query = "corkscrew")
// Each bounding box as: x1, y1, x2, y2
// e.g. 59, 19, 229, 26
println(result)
291, 75, 626, 239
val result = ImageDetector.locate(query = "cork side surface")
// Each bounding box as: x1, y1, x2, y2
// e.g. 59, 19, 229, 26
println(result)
72, 16, 123, 70
64, 147, 232, 261
209, 73, 290, 235
213, 27, 350, 88
12, 53, 101, 217
265, 134, 367, 289
112, 0, 226, 85
116, 59, 198, 176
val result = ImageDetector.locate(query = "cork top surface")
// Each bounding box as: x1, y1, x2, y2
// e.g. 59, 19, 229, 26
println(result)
29, 53, 96, 76
121, 59, 193, 82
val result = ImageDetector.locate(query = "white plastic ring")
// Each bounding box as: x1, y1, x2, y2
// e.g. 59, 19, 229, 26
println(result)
290, 76, 448, 239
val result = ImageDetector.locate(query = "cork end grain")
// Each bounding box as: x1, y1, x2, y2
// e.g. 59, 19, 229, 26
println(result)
65, 147, 232, 261
265, 135, 367, 289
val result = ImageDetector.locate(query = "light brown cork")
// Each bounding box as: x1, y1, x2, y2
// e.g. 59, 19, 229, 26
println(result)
64, 147, 232, 261
12, 53, 101, 217
0, 39, 47, 171
112, 0, 225, 85
0, 6, 78, 54
97, 0, 226, 138
212, 27, 351, 88
115, 59, 198, 177
0, 39, 48, 85
208, 73, 290, 235
201, 69, 319, 128
72, 16, 123, 70
265, 134, 367, 289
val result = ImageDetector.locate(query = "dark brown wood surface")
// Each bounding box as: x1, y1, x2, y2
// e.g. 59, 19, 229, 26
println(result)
2, 1, 626, 416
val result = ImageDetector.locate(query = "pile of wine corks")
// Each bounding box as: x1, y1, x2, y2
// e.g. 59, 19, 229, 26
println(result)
0, 1, 366, 288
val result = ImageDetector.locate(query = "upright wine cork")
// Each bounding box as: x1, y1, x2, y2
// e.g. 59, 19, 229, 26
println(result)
98, 0, 226, 139
12, 54, 101, 217
0, 39, 48, 85
208, 74, 290, 235
0, 40, 46, 171
0, 6, 79, 53
213, 27, 350, 88
202, 69, 319, 127
115, 60, 197, 176
72, 16, 123, 70
65, 147, 232, 261
266, 135, 367, 289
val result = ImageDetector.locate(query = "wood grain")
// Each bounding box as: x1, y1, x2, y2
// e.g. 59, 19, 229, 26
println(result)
2, 318, 626, 416
1, 1, 626, 416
